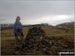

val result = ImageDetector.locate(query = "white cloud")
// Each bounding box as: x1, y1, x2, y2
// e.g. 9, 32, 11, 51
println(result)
20, 15, 74, 25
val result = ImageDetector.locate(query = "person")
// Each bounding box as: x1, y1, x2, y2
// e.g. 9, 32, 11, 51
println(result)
13, 16, 25, 50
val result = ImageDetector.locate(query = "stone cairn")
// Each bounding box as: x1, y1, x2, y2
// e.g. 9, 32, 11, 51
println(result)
24, 26, 53, 51
23, 26, 73, 52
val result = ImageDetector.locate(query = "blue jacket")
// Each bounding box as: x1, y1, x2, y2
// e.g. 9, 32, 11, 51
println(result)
13, 21, 23, 33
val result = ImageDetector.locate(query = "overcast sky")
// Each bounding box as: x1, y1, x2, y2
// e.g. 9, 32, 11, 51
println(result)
0, 0, 74, 25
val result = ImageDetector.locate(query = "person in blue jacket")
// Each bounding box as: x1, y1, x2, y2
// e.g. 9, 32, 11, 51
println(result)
13, 16, 24, 50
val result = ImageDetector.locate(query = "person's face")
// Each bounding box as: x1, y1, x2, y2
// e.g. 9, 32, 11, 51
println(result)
18, 18, 20, 21
16, 17, 20, 21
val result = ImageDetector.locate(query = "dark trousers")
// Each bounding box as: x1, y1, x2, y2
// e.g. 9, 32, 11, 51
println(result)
14, 30, 24, 47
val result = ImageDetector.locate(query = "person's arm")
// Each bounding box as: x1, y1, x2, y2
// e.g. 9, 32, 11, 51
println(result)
13, 23, 17, 33
20, 22, 23, 29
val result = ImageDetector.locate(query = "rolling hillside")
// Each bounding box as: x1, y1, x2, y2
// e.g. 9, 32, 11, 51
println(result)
1, 23, 74, 55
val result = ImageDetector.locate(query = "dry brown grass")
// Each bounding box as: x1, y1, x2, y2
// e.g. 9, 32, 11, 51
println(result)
1, 26, 74, 55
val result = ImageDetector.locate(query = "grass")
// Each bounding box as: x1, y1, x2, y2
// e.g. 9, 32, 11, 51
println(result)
1, 26, 74, 55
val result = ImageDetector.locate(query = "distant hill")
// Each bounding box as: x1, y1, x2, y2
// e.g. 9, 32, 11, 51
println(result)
56, 22, 74, 30
1, 24, 14, 30
1, 23, 51, 30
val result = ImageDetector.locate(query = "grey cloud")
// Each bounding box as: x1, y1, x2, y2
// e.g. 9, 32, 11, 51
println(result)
0, 0, 74, 25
